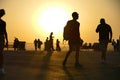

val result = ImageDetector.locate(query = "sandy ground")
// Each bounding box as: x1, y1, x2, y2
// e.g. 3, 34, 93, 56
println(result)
0, 50, 120, 80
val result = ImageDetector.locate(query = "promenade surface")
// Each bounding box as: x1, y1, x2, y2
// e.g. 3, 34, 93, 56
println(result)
0, 50, 120, 80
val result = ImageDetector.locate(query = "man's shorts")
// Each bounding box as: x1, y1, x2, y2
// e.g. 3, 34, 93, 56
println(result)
68, 40, 81, 51
99, 40, 108, 51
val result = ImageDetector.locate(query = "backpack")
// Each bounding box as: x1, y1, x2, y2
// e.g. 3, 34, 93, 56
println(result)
63, 25, 70, 41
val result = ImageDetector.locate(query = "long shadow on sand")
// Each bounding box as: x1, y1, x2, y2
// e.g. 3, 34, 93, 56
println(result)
63, 66, 74, 80
36, 51, 52, 80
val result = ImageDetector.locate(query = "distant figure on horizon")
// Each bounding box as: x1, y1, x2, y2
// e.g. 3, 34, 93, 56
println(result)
112, 39, 117, 52
96, 18, 112, 63
34, 39, 38, 51
0, 9, 8, 75
13, 37, 19, 51
49, 32, 54, 51
37, 39, 43, 51
56, 39, 61, 51
44, 37, 49, 51
63, 12, 82, 67
116, 39, 120, 52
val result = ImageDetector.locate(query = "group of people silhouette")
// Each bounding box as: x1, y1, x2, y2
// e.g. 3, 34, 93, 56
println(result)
0, 9, 116, 75
112, 39, 120, 52
44, 32, 61, 51
34, 38, 43, 51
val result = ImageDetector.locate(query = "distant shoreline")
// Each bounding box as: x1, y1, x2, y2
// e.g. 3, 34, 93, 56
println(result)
4, 42, 114, 51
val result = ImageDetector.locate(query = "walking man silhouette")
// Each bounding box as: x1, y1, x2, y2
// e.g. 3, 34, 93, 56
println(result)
63, 12, 82, 67
96, 18, 112, 63
0, 9, 8, 75
49, 32, 54, 51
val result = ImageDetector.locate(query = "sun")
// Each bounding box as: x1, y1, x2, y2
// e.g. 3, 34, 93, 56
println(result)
38, 6, 69, 34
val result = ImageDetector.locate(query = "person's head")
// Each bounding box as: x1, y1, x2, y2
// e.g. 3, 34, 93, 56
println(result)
0, 9, 5, 18
50, 32, 53, 35
100, 18, 105, 24
72, 12, 79, 20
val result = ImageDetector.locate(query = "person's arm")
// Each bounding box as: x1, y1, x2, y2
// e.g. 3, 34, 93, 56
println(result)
109, 27, 112, 42
4, 23, 8, 46
96, 25, 99, 33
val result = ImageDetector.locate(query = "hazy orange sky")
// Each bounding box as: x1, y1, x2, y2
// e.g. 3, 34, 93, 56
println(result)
0, 0, 120, 43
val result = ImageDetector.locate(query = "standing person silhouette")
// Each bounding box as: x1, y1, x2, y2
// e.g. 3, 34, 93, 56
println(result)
49, 32, 54, 51
44, 37, 49, 51
63, 12, 82, 67
34, 39, 38, 51
56, 39, 61, 51
37, 39, 42, 51
96, 18, 112, 63
0, 9, 8, 75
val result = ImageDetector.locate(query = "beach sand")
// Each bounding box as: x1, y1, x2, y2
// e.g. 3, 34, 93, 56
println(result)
0, 50, 120, 80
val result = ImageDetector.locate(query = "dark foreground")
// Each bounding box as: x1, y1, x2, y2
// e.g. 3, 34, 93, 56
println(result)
0, 50, 120, 80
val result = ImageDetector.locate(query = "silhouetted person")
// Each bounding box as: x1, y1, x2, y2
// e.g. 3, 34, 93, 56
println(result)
96, 18, 112, 63
116, 39, 120, 52
13, 37, 19, 51
34, 39, 38, 51
49, 32, 54, 51
38, 39, 42, 51
112, 39, 117, 52
63, 12, 82, 67
83, 42, 88, 49
44, 37, 49, 51
0, 9, 8, 75
56, 39, 61, 51
88, 43, 92, 49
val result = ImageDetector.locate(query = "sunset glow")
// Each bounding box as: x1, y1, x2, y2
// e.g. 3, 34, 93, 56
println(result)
0, 0, 119, 43
37, 6, 69, 34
